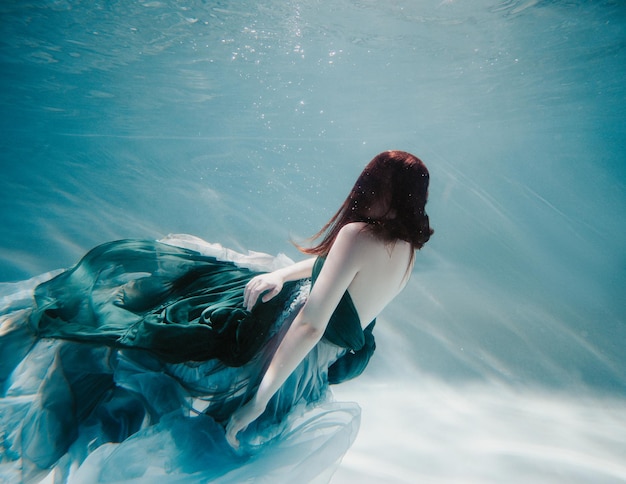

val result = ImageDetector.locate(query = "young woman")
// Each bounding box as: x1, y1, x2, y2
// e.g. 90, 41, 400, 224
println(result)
0, 150, 432, 483
226, 150, 433, 447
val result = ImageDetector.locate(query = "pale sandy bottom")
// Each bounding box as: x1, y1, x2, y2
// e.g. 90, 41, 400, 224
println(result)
331, 379, 626, 484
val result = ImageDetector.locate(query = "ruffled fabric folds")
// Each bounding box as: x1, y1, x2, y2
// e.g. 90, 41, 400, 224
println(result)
0, 236, 363, 483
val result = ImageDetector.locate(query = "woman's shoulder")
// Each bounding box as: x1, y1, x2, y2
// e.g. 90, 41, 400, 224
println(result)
337, 222, 413, 265
333, 222, 397, 262
336, 221, 371, 240
333, 222, 374, 252
336, 222, 391, 247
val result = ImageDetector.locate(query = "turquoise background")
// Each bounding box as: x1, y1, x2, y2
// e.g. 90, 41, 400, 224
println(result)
1, 2, 625, 479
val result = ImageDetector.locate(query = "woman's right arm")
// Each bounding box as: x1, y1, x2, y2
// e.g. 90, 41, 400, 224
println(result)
244, 258, 315, 310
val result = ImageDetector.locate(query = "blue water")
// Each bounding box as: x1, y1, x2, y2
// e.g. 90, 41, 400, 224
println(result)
1, 1, 625, 481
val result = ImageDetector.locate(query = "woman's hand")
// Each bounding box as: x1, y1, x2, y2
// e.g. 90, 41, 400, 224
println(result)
244, 273, 284, 310
225, 398, 266, 449
244, 259, 315, 310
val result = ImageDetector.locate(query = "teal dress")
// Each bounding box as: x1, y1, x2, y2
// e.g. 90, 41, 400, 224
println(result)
0, 237, 376, 483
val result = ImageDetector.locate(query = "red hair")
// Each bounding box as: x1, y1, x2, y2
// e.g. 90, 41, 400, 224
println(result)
299, 150, 433, 256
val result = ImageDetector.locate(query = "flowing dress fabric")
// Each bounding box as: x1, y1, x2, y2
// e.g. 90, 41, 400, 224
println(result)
0, 235, 365, 484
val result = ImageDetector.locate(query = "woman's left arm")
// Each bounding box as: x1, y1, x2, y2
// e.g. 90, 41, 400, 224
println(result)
225, 224, 366, 449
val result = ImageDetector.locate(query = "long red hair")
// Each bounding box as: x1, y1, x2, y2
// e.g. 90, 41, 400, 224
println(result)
299, 150, 433, 256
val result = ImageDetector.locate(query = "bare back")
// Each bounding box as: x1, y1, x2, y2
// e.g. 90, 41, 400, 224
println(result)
344, 223, 413, 325
297, 222, 413, 334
